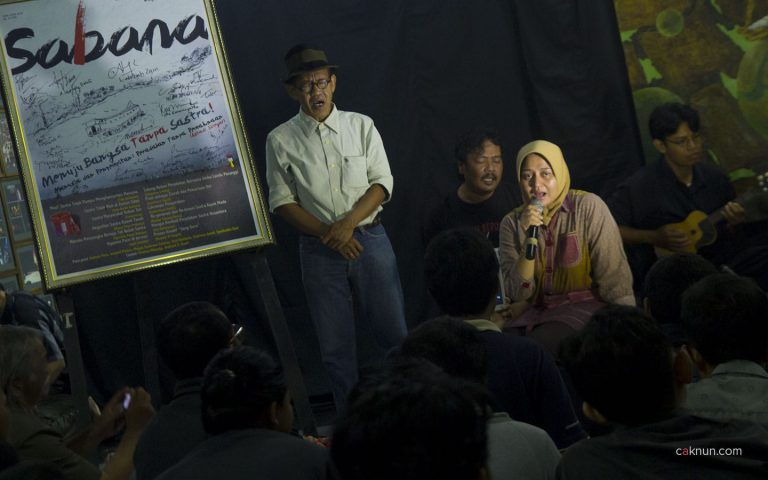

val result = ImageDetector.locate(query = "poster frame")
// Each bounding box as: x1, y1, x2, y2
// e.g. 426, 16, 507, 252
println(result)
0, 0, 274, 291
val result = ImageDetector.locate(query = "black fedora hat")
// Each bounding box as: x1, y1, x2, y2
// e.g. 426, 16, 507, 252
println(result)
282, 44, 338, 83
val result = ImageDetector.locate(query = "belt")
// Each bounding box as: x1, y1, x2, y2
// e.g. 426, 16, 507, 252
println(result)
355, 216, 382, 233
300, 216, 382, 239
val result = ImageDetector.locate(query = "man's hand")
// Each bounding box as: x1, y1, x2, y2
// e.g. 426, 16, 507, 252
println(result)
653, 224, 691, 252
335, 238, 364, 260
722, 201, 745, 226
321, 217, 356, 250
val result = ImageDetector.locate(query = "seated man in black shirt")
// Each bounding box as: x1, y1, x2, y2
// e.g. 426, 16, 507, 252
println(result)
557, 304, 768, 479
605, 102, 768, 293
423, 128, 519, 248
424, 129, 522, 323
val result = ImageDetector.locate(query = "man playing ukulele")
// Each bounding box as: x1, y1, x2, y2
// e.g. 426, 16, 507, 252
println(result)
606, 103, 768, 294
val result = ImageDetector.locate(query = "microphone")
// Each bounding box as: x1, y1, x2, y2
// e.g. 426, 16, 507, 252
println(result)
525, 198, 544, 260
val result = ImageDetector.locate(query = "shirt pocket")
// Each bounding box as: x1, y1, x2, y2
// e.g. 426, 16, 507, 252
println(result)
342, 156, 369, 188
558, 232, 582, 269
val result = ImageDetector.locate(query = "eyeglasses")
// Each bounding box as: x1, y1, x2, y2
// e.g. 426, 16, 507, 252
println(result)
665, 134, 703, 148
294, 77, 330, 94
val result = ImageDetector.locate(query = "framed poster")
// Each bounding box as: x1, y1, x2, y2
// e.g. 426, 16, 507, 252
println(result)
0, 0, 273, 290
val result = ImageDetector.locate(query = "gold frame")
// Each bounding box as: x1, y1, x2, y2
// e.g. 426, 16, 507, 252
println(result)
0, 0, 273, 290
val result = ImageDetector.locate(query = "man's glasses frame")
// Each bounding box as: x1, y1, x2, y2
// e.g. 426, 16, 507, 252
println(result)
294, 77, 331, 94
665, 133, 703, 148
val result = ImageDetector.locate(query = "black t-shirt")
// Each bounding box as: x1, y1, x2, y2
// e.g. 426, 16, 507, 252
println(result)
423, 186, 520, 248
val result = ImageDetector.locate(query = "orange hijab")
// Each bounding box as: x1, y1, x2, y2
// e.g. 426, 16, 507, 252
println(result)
515, 140, 571, 226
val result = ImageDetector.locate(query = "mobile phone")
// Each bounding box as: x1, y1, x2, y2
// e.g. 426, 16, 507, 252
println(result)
233, 325, 244, 339
122, 392, 132, 409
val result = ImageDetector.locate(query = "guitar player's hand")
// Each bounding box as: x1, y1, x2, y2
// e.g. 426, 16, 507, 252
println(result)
654, 225, 690, 252
722, 201, 745, 226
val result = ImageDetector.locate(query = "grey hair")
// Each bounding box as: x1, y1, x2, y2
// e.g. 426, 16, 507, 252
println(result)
0, 325, 44, 407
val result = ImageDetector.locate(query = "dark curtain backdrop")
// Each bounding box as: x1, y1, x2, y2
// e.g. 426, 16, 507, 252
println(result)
71, 0, 644, 401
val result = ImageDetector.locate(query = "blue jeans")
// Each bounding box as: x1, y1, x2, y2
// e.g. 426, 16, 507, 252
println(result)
300, 223, 407, 410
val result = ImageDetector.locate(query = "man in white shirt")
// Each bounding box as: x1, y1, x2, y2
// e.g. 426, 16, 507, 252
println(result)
265, 44, 407, 411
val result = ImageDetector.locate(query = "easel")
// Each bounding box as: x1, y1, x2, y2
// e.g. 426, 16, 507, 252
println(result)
232, 251, 317, 436
54, 292, 93, 431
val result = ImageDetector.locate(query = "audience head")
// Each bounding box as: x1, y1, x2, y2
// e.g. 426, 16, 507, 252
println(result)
559, 305, 685, 427
157, 302, 233, 380
201, 346, 291, 435
0, 326, 49, 409
332, 359, 490, 480
643, 254, 719, 345
649, 102, 700, 141
424, 228, 499, 317
399, 316, 486, 384
681, 273, 768, 368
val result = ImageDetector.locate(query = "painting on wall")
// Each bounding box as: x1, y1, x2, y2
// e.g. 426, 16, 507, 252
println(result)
614, 0, 768, 185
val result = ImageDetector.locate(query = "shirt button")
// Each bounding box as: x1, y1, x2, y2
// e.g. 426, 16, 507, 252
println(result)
324, 140, 330, 145
334, 188, 339, 192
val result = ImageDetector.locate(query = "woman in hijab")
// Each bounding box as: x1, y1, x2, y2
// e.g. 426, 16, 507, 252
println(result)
499, 140, 634, 355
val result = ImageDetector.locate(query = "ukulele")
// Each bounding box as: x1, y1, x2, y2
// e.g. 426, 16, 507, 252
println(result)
654, 173, 768, 257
